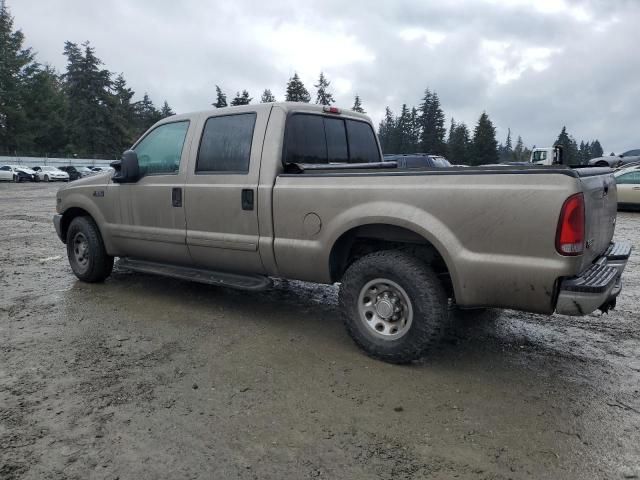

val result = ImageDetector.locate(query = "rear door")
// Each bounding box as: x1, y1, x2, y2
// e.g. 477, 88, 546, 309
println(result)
0, 166, 13, 181
184, 109, 267, 274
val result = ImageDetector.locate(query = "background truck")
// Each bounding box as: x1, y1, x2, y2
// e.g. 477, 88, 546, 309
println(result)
53, 103, 630, 363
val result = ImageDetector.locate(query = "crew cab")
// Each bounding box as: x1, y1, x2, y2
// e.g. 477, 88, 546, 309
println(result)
53, 103, 631, 363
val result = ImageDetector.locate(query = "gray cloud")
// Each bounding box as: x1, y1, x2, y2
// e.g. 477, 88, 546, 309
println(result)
10, 0, 640, 152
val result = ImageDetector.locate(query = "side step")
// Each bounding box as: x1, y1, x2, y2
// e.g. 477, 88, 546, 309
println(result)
116, 258, 272, 291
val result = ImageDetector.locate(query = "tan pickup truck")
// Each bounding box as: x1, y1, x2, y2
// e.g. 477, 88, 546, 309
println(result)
53, 102, 631, 363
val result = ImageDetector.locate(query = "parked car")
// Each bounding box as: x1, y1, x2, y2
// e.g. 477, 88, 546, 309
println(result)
0, 165, 36, 182
384, 153, 452, 168
53, 103, 630, 364
58, 166, 96, 180
33, 166, 70, 182
89, 166, 114, 173
614, 164, 640, 210
589, 149, 640, 168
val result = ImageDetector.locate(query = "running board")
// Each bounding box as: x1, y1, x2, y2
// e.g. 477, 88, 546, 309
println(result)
116, 258, 272, 291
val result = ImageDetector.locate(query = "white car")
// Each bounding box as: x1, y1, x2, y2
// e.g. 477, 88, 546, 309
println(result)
90, 166, 115, 173
33, 166, 70, 182
614, 164, 640, 210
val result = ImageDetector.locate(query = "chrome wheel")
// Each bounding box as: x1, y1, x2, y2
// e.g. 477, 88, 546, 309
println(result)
357, 278, 413, 340
72, 232, 90, 269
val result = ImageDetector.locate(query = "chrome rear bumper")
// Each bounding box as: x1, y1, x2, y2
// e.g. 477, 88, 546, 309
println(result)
555, 241, 631, 316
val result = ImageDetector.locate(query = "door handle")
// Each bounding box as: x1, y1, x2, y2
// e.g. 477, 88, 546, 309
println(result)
241, 189, 254, 210
171, 187, 182, 207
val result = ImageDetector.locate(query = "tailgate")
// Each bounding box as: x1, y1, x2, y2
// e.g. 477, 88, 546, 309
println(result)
576, 168, 618, 268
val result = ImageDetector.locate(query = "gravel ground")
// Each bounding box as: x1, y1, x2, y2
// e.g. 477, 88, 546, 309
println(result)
1, 182, 639, 480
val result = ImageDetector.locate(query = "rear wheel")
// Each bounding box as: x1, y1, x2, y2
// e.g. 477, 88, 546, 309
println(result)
66, 216, 114, 282
339, 250, 449, 363
44, 175, 50, 182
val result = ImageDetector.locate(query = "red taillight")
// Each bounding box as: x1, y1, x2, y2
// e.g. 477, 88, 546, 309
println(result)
556, 193, 585, 256
323, 106, 341, 114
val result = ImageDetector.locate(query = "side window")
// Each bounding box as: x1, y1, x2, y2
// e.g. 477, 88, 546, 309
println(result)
285, 114, 327, 164
346, 119, 381, 163
196, 113, 256, 173
134, 121, 189, 176
0, 166, 10, 171
616, 172, 640, 184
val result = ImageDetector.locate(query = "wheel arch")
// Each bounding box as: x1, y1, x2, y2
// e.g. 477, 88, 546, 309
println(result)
328, 221, 459, 298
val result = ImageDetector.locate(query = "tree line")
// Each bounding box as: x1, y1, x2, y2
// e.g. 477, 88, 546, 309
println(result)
0, 5, 604, 163
377, 91, 605, 165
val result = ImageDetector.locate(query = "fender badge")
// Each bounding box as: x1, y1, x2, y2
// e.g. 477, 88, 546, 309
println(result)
93, 190, 104, 197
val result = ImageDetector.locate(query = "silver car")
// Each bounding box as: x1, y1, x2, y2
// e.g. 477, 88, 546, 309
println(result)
589, 148, 640, 168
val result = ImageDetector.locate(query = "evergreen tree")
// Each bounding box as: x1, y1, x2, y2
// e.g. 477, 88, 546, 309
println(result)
0, 5, 35, 153
109, 73, 137, 151
160, 100, 174, 118
499, 128, 513, 162
554, 126, 579, 165
378, 107, 397, 153
352, 95, 365, 113
395, 104, 413, 153
230, 89, 252, 106
513, 135, 525, 162
62, 41, 114, 155
133, 93, 161, 134
591, 139, 603, 158
260, 89, 275, 103
447, 120, 471, 165
212, 85, 227, 108
314, 71, 335, 105
285, 72, 311, 103
419, 89, 446, 155
19, 65, 68, 154
471, 112, 498, 165
409, 107, 421, 153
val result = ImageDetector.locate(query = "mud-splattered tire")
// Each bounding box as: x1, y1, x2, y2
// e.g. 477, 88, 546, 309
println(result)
66, 216, 114, 282
339, 250, 449, 364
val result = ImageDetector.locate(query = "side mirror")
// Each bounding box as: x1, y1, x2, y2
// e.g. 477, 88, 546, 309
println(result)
112, 150, 140, 183
619, 154, 624, 158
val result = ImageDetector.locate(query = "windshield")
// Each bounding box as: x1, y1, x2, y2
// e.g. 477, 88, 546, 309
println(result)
532, 150, 547, 162
431, 157, 451, 167
77, 167, 92, 172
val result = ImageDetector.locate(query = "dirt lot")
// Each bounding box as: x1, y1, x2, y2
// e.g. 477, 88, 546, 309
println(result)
0, 182, 639, 480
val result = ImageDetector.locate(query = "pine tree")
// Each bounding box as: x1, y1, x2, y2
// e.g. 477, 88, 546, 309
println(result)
378, 107, 397, 153
285, 72, 311, 103
0, 5, 35, 153
395, 104, 412, 154
213, 85, 227, 108
314, 71, 335, 105
230, 90, 252, 106
591, 140, 603, 158
134, 93, 161, 134
471, 112, 498, 165
419, 89, 446, 155
260, 89, 275, 103
62, 41, 114, 155
499, 128, 513, 162
447, 120, 471, 165
409, 107, 421, 153
160, 100, 174, 118
18, 65, 68, 154
109, 73, 137, 151
352, 95, 365, 113
513, 135, 525, 162
555, 126, 579, 165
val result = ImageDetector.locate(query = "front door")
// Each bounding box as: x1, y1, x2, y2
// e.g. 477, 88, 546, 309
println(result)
616, 170, 640, 205
184, 110, 266, 274
113, 120, 193, 265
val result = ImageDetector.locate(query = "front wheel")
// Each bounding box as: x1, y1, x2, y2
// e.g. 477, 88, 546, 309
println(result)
339, 250, 449, 364
44, 175, 50, 182
13, 175, 19, 183
66, 216, 114, 282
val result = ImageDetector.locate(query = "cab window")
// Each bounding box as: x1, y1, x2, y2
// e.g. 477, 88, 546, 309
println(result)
134, 121, 190, 176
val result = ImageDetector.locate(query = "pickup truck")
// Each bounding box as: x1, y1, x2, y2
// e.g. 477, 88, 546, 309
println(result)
53, 102, 631, 363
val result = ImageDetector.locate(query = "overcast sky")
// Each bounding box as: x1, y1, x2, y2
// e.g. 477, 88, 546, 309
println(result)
9, 0, 640, 153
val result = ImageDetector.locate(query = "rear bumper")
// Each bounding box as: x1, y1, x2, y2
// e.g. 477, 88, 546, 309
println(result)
555, 241, 632, 315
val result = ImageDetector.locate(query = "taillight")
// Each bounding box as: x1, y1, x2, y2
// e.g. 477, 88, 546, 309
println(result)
556, 193, 585, 256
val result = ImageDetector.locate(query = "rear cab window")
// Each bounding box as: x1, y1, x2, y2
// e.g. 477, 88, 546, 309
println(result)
196, 113, 257, 174
284, 113, 381, 165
